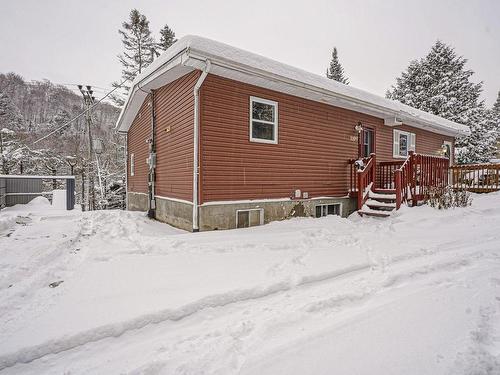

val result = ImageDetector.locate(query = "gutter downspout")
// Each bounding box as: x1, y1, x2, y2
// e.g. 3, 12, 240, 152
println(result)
192, 59, 211, 232
124, 133, 128, 210
147, 90, 157, 218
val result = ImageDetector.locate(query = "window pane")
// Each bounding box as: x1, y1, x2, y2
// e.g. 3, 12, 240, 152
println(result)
327, 204, 336, 215
237, 211, 249, 228
249, 210, 261, 226
252, 101, 275, 122
399, 134, 408, 156
252, 121, 275, 141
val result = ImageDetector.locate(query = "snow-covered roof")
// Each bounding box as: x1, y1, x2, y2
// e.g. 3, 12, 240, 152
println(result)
116, 35, 470, 137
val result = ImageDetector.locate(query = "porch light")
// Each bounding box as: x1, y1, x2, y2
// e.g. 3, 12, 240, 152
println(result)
440, 144, 448, 156
354, 122, 363, 134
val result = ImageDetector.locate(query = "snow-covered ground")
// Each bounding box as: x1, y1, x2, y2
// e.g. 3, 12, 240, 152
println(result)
0, 194, 499, 374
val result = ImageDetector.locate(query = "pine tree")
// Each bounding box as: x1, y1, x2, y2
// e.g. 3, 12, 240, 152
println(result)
491, 91, 500, 160
112, 9, 156, 105
493, 91, 500, 116
156, 24, 177, 53
386, 40, 491, 163
326, 47, 349, 84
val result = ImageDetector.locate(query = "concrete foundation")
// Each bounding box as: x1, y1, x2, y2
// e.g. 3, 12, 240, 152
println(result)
128, 192, 356, 232
154, 196, 193, 232
127, 192, 148, 211
198, 197, 356, 231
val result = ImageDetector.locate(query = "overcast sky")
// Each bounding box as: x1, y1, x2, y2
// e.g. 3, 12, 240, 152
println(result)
1, 0, 499, 105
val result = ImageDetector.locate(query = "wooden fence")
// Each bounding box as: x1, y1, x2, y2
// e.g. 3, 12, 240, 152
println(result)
449, 163, 500, 193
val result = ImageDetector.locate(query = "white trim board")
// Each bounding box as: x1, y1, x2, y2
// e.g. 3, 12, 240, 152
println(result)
201, 196, 350, 207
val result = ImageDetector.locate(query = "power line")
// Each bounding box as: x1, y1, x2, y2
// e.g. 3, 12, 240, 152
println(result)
5, 77, 129, 158
32, 78, 128, 146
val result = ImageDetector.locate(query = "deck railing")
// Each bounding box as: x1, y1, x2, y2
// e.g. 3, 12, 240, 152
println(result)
349, 155, 372, 195
449, 163, 500, 192
377, 161, 403, 189
356, 153, 376, 209
394, 152, 450, 209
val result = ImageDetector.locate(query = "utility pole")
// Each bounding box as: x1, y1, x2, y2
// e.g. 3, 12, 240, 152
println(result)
78, 85, 96, 211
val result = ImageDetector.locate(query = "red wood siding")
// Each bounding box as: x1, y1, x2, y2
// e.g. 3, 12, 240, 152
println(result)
154, 71, 199, 202
127, 71, 199, 201
200, 74, 373, 202
127, 95, 151, 194
199, 74, 454, 203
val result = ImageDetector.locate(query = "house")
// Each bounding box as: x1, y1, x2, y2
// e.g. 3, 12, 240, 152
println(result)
116, 36, 470, 231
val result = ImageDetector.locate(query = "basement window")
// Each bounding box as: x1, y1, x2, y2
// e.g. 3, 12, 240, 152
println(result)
236, 208, 264, 228
130, 153, 135, 176
393, 129, 416, 158
315, 203, 341, 218
250, 97, 278, 144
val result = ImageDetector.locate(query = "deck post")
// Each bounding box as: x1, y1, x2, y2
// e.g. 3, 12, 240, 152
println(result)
409, 151, 417, 206
395, 170, 402, 210
370, 153, 376, 189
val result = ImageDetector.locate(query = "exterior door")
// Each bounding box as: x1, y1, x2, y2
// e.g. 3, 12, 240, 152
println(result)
360, 128, 375, 158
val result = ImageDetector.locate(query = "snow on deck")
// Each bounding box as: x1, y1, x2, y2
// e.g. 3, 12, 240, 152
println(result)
0, 194, 500, 374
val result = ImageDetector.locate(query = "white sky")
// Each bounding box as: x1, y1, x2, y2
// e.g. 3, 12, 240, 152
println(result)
1, 0, 499, 106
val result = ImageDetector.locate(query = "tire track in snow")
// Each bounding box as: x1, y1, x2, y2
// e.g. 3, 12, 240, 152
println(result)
1, 245, 495, 370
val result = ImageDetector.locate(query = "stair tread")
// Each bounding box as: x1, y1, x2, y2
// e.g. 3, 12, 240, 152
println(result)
365, 199, 396, 208
358, 209, 392, 218
369, 191, 396, 199
358, 205, 393, 217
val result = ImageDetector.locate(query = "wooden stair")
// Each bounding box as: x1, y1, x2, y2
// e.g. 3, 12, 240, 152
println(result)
358, 189, 396, 218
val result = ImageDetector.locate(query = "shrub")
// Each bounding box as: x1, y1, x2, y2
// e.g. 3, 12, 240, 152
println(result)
427, 186, 472, 209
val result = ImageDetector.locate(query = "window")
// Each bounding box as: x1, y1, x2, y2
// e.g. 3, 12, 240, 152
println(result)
236, 208, 264, 228
393, 130, 416, 158
130, 153, 135, 176
362, 128, 375, 157
250, 97, 278, 144
315, 203, 341, 218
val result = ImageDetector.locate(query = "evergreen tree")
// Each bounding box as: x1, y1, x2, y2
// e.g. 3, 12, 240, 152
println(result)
326, 47, 349, 84
112, 9, 156, 105
491, 91, 500, 160
493, 91, 500, 116
386, 40, 491, 163
156, 24, 177, 53
456, 108, 497, 163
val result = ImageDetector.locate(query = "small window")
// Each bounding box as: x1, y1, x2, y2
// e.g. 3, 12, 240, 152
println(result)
130, 153, 135, 176
250, 97, 278, 144
315, 203, 341, 218
393, 130, 416, 158
236, 208, 264, 228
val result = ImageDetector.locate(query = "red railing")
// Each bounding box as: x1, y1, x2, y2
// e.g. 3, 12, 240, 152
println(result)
449, 163, 500, 192
377, 161, 403, 189
394, 152, 450, 209
356, 153, 376, 209
349, 155, 372, 195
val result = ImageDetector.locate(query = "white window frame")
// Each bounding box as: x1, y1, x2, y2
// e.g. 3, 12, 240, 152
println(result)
315, 203, 342, 218
235, 208, 264, 228
393, 129, 416, 158
249, 96, 278, 144
130, 153, 135, 176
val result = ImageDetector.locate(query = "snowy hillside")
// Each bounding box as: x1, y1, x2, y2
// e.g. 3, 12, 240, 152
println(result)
0, 195, 499, 374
